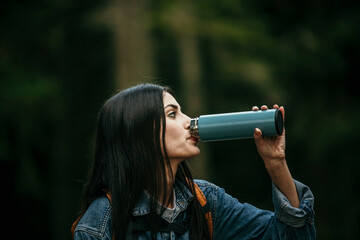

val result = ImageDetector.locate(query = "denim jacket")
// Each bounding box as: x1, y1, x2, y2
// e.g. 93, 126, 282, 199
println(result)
73, 179, 315, 240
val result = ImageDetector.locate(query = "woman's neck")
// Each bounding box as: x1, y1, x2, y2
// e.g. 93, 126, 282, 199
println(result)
161, 161, 179, 208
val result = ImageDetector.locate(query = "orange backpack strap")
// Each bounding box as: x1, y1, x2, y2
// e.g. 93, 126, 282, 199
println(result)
194, 182, 213, 240
71, 213, 84, 239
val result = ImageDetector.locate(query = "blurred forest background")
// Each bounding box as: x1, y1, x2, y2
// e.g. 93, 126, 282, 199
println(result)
1, 0, 359, 239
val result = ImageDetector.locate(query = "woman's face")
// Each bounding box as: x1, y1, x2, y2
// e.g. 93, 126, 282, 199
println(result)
162, 92, 200, 163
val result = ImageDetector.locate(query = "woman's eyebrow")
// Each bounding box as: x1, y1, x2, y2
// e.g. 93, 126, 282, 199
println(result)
164, 104, 181, 110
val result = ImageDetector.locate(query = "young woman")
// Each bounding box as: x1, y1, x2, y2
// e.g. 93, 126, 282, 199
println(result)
72, 83, 315, 240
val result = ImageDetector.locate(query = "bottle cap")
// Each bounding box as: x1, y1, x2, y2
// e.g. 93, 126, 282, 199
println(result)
190, 117, 199, 140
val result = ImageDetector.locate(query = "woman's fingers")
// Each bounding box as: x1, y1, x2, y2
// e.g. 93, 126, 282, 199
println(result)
252, 104, 284, 121
252, 105, 268, 111
261, 105, 268, 110
252, 104, 285, 123
252, 104, 282, 111
253, 127, 262, 139
277, 105, 285, 121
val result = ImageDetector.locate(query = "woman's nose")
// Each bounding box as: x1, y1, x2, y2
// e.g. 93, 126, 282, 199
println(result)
184, 115, 191, 129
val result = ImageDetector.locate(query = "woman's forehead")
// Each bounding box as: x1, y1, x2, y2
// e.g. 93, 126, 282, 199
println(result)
163, 92, 180, 107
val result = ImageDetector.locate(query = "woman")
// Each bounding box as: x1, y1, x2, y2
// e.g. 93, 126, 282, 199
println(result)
72, 83, 315, 240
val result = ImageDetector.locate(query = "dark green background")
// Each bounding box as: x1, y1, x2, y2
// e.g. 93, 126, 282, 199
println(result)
1, 0, 359, 239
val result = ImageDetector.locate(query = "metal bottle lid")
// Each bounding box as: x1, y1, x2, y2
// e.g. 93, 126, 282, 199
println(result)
190, 117, 200, 140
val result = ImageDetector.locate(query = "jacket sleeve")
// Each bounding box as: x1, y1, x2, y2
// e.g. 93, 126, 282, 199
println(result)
208, 179, 316, 240
271, 179, 316, 239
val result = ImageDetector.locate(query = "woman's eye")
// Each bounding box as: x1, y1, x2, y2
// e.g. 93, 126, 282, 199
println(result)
168, 111, 176, 118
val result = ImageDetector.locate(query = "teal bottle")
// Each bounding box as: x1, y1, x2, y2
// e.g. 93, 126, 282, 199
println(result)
190, 109, 283, 142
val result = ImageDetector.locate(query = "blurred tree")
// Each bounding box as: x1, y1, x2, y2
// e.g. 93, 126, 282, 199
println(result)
94, 0, 154, 90
152, 1, 211, 179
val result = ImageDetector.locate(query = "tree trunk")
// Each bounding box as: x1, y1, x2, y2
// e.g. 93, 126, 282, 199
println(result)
98, 0, 154, 90
170, 3, 210, 179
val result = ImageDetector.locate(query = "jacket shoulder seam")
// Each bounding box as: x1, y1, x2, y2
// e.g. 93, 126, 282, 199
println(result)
75, 197, 112, 238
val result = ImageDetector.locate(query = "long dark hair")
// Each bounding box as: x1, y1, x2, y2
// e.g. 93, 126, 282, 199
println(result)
81, 83, 210, 239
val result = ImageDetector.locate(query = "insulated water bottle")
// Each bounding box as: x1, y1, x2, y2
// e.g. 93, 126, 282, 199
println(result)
190, 109, 283, 142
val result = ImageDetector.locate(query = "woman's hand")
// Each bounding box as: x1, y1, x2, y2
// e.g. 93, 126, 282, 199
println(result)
252, 104, 286, 169
252, 104, 300, 208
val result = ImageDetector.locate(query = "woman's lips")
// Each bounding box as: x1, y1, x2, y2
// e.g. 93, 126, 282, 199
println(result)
188, 137, 198, 143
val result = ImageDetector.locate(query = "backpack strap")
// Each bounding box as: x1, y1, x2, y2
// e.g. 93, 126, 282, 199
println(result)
71, 213, 84, 239
193, 182, 213, 240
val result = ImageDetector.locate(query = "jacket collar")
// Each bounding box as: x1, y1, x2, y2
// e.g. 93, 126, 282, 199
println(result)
132, 178, 194, 216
